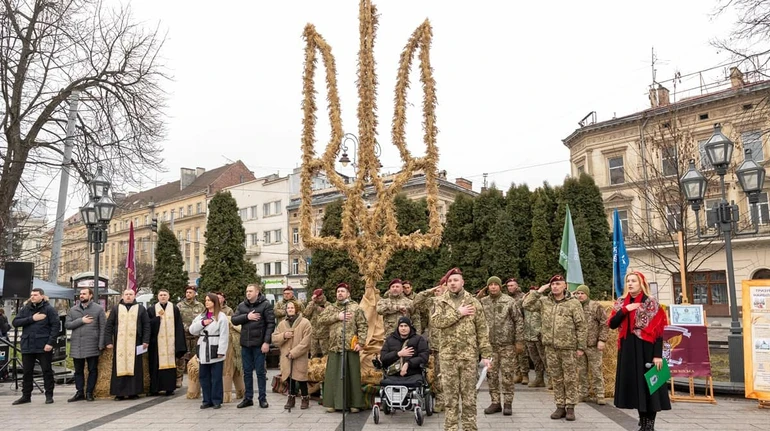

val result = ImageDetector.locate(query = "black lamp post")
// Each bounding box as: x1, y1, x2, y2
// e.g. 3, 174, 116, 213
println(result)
338, 133, 382, 171
79, 165, 116, 307
680, 124, 767, 383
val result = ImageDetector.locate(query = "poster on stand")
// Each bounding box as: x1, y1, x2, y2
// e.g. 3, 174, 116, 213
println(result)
742, 280, 770, 401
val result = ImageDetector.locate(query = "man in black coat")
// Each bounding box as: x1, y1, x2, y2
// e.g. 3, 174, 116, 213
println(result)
232, 283, 275, 409
11, 287, 60, 405
380, 316, 430, 379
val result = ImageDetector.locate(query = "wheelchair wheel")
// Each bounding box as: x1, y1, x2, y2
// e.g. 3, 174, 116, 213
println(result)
424, 391, 434, 416
382, 403, 391, 415
415, 406, 424, 426
372, 405, 380, 424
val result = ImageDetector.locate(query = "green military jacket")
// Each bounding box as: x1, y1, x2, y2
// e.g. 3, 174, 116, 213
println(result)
581, 299, 609, 348
432, 289, 493, 361
522, 290, 587, 351
523, 303, 543, 342
376, 294, 414, 334
302, 299, 331, 340
480, 293, 524, 348
317, 300, 368, 353
412, 287, 440, 350
177, 299, 205, 332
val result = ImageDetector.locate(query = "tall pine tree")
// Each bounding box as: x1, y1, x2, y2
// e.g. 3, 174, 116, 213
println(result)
306, 199, 364, 300
199, 191, 259, 302
438, 193, 482, 290
505, 183, 534, 285
528, 184, 562, 284
153, 223, 188, 300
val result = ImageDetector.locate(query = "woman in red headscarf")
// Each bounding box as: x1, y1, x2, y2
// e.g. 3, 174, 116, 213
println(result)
608, 271, 671, 431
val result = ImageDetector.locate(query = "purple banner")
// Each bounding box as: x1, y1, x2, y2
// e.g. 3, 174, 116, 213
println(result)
662, 325, 711, 377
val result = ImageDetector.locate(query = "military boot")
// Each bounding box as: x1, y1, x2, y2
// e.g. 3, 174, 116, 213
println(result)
503, 402, 512, 416
513, 373, 523, 384
530, 371, 545, 387
550, 407, 566, 419
520, 373, 529, 385
484, 402, 502, 414
284, 395, 296, 409
565, 407, 576, 421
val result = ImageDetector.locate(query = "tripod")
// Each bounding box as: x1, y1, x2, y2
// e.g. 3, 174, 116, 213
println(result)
0, 299, 43, 393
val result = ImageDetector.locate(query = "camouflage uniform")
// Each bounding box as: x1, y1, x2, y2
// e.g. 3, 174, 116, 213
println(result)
522, 294, 547, 387
432, 289, 493, 431
376, 293, 414, 334
522, 290, 586, 409
177, 298, 204, 379
302, 298, 331, 357
509, 290, 530, 383
412, 288, 442, 408
480, 292, 524, 407
274, 299, 304, 325
578, 299, 608, 402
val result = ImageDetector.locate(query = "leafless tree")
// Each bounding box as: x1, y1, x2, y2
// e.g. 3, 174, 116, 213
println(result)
713, 0, 770, 78
0, 0, 168, 265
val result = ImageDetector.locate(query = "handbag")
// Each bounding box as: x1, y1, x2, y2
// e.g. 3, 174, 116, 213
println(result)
272, 375, 288, 394
197, 327, 220, 362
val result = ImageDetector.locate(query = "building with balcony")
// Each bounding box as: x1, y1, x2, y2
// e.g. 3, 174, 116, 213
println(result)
563, 67, 770, 316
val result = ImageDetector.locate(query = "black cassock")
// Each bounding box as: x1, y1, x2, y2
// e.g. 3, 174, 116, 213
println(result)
104, 301, 151, 397
147, 302, 187, 394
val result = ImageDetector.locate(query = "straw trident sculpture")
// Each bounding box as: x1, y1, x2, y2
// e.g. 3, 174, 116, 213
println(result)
299, 0, 442, 351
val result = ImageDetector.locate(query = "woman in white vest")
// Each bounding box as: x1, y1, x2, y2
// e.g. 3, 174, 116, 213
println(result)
190, 292, 229, 409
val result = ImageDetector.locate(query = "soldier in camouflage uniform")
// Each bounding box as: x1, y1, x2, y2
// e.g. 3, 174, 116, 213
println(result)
274, 286, 303, 325
521, 282, 548, 388
302, 288, 331, 357
504, 278, 530, 385
376, 279, 414, 334
480, 276, 525, 416
432, 268, 493, 431
177, 286, 204, 387
523, 275, 587, 422
412, 279, 446, 412
573, 285, 608, 405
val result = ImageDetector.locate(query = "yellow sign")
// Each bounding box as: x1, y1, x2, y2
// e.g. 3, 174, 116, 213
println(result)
742, 280, 770, 401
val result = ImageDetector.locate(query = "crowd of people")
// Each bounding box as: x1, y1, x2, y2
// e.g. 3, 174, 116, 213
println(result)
6, 268, 670, 431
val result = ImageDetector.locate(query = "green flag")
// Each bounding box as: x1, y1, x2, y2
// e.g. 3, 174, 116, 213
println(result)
559, 205, 584, 292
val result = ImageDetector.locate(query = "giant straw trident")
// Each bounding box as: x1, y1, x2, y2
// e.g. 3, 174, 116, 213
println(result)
299, 0, 442, 358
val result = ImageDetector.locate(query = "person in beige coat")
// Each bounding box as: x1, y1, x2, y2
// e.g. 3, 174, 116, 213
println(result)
274, 300, 312, 410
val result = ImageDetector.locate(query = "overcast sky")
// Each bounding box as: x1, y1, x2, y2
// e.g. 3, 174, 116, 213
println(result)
41, 0, 743, 219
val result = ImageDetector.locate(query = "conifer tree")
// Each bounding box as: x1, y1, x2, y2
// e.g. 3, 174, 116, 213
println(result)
505, 183, 534, 286
153, 223, 188, 300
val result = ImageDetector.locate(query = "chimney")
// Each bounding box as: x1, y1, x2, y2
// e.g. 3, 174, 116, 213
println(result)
730, 67, 744, 89
656, 84, 670, 106
455, 177, 472, 191
180, 167, 196, 190
648, 87, 658, 108
196, 167, 206, 177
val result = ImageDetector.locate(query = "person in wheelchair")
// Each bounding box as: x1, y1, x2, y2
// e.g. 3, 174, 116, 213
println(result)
379, 316, 429, 385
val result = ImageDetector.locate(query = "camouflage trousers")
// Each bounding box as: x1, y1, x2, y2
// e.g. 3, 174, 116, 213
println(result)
516, 344, 530, 376
544, 346, 579, 408
526, 340, 546, 373
488, 345, 517, 404
440, 357, 477, 431
578, 346, 605, 399
431, 350, 442, 405
177, 333, 198, 378
310, 335, 328, 358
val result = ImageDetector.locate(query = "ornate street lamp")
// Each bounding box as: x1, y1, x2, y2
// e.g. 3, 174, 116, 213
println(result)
78, 165, 115, 307
338, 133, 381, 173
681, 126, 767, 383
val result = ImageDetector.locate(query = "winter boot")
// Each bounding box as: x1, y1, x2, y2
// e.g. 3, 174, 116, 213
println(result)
503, 402, 512, 416
301, 396, 310, 409
520, 373, 529, 385
565, 407, 576, 421
550, 407, 566, 419
530, 371, 545, 387
646, 417, 656, 431
513, 373, 523, 384
284, 395, 296, 409
484, 402, 502, 414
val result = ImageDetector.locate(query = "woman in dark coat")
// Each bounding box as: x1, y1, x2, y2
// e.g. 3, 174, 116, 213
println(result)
379, 316, 430, 379
608, 271, 671, 431
147, 289, 187, 395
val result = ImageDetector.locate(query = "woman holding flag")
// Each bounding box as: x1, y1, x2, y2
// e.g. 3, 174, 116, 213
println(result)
608, 271, 670, 431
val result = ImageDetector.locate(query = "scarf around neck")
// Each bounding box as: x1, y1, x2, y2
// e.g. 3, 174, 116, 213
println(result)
610, 293, 667, 348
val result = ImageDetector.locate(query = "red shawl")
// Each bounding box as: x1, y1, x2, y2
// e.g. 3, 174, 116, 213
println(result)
609, 293, 667, 348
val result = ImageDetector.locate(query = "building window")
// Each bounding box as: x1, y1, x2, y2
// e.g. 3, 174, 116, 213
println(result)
274, 261, 282, 275
673, 271, 727, 306
188, 205, 193, 215
292, 227, 299, 244
263, 231, 271, 244
698, 139, 713, 170
608, 156, 625, 185
576, 165, 585, 176
163, 211, 167, 221
196, 202, 202, 214
750, 192, 770, 225
665, 204, 682, 231
179, 207, 184, 217
274, 201, 282, 215
661, 145, 678, 177
239, 208, 248, 221
704, 198, 720, 229
250, 233, 259, 245
250, 205, 258, 219
741, 130, 765, 162
195, 227, 200, 242
292, 258, 299, 275
186, 229, 191, 242
185, 258, 190, 272
274, 229, 282, 243
194, 256, 200, 273
263, 263, 272, 276
614, 209, 629, 237
144, 215, 149, 225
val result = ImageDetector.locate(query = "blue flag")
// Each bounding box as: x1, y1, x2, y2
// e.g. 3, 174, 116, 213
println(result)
612, 209, 629, 298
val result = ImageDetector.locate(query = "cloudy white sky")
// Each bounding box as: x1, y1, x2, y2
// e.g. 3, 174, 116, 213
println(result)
43, 0, 744, 218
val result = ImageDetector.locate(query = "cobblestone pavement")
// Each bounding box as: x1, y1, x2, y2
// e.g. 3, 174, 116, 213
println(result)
0, 370, 767, 430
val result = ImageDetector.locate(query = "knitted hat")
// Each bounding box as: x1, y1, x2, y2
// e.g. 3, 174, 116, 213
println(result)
388, 278, 403, 288
575, 284, 590, 295
487, 276, 502, 287
313, 288, 324, 298
397, 316, 413, 327
336, 282, 350, 292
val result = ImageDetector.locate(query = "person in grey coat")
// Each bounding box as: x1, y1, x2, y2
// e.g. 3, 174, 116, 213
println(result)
65, 288, 106, 402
